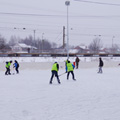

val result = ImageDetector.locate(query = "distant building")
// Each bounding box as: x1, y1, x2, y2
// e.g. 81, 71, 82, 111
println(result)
69, 45, 89, 54
10, 43, 37, 53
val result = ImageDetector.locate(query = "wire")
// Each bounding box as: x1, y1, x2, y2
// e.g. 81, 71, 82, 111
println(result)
54, 31, 63, 42
74, 0, 120, 6
0, 12, 66, 17
1, 12, 120, 19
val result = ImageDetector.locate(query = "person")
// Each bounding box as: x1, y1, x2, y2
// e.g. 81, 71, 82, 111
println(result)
65, 59, 69, 73
98, 57, 104, 73
66, 60, 76, 80
49, 62, 61, 84
75, 57, 80, 69
13, 60, 19, 74
73, 61, 75, 67
5, 60, 12, 75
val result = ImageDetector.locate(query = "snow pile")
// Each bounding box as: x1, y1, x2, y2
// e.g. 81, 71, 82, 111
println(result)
0, 57, 120, 71
0, 56, 120, 63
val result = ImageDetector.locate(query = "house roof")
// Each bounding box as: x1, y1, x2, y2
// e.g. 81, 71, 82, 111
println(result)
74, 45, 87, 49
69, 49, 79, 53
11, 43, 37, 49
19, 43, 31, 48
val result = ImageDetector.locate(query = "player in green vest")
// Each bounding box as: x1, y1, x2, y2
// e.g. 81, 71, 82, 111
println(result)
66, 60, 76, 80
5, 60, 12, 75
49, 62, 61, 84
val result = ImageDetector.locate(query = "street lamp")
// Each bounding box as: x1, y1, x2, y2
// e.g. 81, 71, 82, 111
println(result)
33, 30, 36, 47
42, 33, 44, 53
14, 27, 26, 30
65, 1, 70, 59
112, 36, 115, 53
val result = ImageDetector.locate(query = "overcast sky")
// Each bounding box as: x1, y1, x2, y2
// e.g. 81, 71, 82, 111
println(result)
0, 0, 120, 46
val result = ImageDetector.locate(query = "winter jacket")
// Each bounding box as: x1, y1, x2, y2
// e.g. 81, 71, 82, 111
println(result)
99, 59, 104, 67
14, 63, 18, 68
75, 57, 80, 63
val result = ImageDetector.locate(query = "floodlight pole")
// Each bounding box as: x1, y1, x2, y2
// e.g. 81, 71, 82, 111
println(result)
42, 33, 44, 53
33, 30, 36, 47
65, 1, 70, 59
112, 36, 115, 54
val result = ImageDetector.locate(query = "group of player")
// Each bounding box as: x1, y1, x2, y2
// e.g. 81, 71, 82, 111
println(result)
5, 57, 104, 85
49, 57, 104, 84
49, 57, 80, 84
5, 60, 19, 75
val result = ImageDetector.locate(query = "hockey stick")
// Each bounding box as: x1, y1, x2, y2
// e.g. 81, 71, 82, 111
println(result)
12, 65, 15, 75
59, 72, 66, 77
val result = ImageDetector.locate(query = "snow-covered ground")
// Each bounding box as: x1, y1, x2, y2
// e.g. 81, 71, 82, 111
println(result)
0, 57, 120, 120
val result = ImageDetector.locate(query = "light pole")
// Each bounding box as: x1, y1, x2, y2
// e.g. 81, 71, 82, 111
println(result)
65, 1, 70, 59
42, 33, 44, 53
33, 30, 36, 47
112, 36, 115, 53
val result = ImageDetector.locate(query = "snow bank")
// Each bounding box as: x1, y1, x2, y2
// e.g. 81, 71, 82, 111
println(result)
0, 57, 120, 71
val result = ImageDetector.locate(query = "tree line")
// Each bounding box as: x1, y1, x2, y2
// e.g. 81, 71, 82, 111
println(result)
0, 34, 120, 54
0, 34, 58, 53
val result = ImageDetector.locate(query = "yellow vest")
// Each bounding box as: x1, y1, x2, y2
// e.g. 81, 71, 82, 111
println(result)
6, 62, 11, 68
51, 63, 58, 72
67, 63, 73, 72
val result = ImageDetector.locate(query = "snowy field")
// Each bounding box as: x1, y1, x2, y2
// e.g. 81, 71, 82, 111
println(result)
0, 57, 120, 120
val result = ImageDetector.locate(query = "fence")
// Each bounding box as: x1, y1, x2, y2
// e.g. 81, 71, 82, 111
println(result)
0, 53, 120, 57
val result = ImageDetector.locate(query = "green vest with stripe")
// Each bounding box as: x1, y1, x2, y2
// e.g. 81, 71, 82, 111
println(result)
51, 63, 58, 72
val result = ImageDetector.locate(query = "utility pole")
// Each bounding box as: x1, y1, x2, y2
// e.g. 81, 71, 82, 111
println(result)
33, 30, 36, 47
63, 26, 65, 48
65, 1, 70, 59
42, 33, 44, 53
112, 36, 115, 54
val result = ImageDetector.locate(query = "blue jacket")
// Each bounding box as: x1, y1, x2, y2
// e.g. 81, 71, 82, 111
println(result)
14, 63, 18, 68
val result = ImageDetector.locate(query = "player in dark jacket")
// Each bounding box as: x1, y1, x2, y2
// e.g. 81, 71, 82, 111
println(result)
13, 60, 19, 74
98, 57, 104, 73
75, 57, 80, 69
49, 62, 61, 84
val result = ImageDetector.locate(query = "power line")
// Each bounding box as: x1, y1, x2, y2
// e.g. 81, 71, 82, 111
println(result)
1, 12, 120, 18
74, 0, 120, 6
0, 12, 65, 17
54, 31, 63, 42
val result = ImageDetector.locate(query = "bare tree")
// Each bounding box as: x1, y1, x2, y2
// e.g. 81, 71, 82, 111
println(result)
9, 35, 20, 46
19, 35, 34, 46
0, 34, 10, 52
0, 35, 5, 47
110, 44, 120, 54
89, 37, 103, 53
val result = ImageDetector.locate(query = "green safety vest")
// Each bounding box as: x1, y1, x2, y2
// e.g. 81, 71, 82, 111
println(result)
66, 60, 68, 64
51, 63, 58, 72
67, 63, 73, 72
6, 62, 11, 68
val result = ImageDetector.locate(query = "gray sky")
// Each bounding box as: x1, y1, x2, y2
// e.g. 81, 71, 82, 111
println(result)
0, 0, 120, 46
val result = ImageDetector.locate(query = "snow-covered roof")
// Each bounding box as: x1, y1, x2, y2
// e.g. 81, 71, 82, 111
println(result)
11, 43, 37, 49
19, 43, 31, 48
75, 45, 87, 50
69, 49, 79, 53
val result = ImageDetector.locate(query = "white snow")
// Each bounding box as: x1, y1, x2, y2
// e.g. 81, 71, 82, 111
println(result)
0, 57, 120, 120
